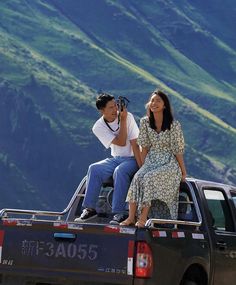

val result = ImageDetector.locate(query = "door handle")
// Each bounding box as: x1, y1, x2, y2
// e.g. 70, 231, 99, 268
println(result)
54, 233, 76, 242
216, 241, 227, 250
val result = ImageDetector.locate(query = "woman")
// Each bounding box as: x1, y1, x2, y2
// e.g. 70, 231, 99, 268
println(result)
120, 90, 187, 227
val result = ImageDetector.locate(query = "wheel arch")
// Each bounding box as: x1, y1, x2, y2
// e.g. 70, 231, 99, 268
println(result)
180, 263, 208, 285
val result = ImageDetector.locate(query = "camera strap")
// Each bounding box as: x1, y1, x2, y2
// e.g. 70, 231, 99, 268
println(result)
103, 117, 120, 132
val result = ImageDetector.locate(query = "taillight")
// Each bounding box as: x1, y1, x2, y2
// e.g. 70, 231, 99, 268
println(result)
135, 241, 153, 278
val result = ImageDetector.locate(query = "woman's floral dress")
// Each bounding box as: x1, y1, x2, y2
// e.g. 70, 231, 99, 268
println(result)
126, 117, 185, 219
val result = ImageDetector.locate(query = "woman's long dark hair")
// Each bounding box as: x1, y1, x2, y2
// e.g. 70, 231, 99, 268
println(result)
147, 90, 173, 131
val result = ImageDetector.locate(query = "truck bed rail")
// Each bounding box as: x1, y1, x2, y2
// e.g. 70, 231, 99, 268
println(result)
0, 180, 202, 230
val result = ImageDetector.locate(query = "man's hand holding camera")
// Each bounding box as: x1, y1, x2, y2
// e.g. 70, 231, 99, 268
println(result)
117, 96, 129, 123
119, 106, 128, 122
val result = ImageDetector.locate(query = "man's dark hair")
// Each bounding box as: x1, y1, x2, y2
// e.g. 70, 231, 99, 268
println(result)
96, 93, 114, 110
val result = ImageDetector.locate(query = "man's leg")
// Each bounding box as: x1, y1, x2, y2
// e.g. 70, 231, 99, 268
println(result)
82, 158, 118, 210
112, 157, 138, 214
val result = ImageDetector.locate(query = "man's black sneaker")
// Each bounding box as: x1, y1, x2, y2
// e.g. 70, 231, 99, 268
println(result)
109, 213, 128, 225
74, 208, 97, 222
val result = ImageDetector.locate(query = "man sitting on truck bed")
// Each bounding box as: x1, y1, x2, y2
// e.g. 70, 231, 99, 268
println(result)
75, 93, 141, 224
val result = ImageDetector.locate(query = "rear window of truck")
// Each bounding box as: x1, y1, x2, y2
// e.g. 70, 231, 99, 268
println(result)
204, 189, 234, 232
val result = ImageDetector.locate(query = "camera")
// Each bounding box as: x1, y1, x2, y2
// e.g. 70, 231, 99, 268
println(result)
117, 96, 130, 111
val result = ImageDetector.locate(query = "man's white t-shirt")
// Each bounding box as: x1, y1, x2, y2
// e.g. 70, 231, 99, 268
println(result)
92, 112, 139, 157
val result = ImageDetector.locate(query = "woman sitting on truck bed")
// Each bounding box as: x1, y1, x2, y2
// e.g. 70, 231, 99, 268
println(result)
120, 90, 187, 227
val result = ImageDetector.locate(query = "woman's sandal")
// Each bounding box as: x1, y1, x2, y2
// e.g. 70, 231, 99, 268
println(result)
120, 218, 135, 226
135, 220, 146, 228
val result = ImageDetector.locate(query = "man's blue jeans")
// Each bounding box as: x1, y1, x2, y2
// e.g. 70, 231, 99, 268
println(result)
83, 157, 138, 213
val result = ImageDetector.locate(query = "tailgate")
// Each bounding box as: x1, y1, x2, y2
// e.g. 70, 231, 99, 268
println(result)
0, 220, 137, 284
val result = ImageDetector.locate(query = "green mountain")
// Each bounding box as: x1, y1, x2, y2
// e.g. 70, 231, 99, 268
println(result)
0, 0, 236, 210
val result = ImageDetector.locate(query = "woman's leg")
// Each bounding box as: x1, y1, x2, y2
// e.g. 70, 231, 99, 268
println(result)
136, 206, 150, 227
120, 202, 137, 225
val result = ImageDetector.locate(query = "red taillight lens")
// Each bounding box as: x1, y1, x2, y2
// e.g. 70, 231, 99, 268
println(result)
135, 242, 153, 278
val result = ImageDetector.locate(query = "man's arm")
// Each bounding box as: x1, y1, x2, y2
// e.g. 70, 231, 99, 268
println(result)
130, 139, 142, 168
111, 108, 127, 146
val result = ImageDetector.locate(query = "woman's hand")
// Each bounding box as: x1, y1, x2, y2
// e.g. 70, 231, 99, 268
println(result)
175, 154, 187, 182
181, 172, 187, 182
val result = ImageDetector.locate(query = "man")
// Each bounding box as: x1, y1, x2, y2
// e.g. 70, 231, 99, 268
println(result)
76, 93, 141, 224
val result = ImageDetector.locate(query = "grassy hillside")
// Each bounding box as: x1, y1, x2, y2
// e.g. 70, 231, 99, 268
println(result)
0, 0, 235, 210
